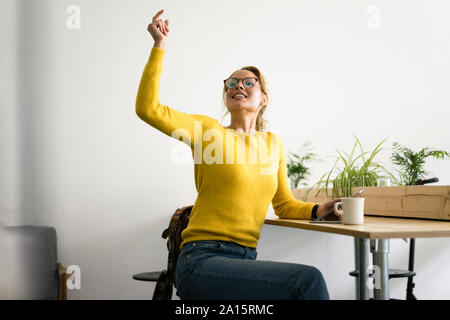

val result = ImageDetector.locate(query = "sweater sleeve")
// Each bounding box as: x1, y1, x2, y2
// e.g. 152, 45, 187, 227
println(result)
271, 135, 318, 219
135, 47, 215, 147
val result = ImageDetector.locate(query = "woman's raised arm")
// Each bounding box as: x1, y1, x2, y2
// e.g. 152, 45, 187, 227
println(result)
136, 9, 217, 147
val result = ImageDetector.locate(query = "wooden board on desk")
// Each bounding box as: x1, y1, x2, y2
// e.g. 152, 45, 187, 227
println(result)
293, 186, 450, 221
264, 216, 450, 239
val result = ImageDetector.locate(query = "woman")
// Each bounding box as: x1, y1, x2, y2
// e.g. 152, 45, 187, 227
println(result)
137, 9, 341, 300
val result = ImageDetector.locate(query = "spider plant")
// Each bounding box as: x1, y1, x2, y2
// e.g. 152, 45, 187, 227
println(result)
287, 142, 321, 189
304, 135, 396, 200
391, 142, 449, 185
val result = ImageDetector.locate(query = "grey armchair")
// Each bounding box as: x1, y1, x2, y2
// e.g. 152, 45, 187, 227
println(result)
0, 225, 72, 299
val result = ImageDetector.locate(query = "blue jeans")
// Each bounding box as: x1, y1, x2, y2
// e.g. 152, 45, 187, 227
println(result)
175, 240, 330, 300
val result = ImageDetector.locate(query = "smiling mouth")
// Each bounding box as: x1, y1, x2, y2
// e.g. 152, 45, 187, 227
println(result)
233, 94, 246, 99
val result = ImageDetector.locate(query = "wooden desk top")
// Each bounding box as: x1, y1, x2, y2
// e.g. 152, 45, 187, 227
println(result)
264, 216, 450, 239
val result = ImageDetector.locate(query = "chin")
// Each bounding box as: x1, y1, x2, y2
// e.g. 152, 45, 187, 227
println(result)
230, 105, 253, 112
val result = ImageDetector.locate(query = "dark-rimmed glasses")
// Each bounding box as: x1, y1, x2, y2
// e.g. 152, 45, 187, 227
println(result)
223, 77, 259, 90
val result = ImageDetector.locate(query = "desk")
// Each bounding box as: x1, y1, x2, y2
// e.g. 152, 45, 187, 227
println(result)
264, 216, 450, 300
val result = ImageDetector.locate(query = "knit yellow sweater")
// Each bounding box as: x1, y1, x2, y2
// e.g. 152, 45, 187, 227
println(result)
136, 47, 317, 249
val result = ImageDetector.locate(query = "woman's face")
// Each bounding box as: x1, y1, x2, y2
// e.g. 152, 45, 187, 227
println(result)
224, 70, 267, 114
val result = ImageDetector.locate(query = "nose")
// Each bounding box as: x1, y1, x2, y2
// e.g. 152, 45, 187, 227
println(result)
235, 80, 245, 90
228, 82, 245, 95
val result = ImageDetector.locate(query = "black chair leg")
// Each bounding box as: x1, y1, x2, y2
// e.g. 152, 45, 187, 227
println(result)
406, 239, 417, 300
152, 270, 173, 300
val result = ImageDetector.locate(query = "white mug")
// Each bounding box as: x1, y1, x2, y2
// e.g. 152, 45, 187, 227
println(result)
334, 198, 365, 225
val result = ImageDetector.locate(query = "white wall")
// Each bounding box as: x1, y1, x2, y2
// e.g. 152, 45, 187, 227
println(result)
1, 0, 450, 299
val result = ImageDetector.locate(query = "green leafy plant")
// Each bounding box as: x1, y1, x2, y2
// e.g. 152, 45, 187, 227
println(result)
391, 142, 449, 185
287, 142, 321, 189
305, 135, 397, 200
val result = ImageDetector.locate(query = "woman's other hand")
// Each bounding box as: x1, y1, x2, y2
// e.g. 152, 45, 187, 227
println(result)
148, 9, 170, 49
316, 199, 342, 221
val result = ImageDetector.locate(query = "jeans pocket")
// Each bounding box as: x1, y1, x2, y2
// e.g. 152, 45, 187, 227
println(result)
185, 241, 223, 266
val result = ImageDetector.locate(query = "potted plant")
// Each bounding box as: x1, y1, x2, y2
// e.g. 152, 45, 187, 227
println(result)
303, 135, 397, 200
293, 137, 450, 221
287, 142, 321, 189
391, 142, 449, 185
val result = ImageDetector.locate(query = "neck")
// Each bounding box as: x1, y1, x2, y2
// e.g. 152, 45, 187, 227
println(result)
228, 113, 258, 134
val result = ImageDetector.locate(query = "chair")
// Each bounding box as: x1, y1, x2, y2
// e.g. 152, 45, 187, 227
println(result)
349, 238, 417, 300
132, 205, 192, 300
0, 225, 73, 299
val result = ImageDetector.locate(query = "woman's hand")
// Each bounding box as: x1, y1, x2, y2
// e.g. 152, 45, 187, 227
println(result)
316, 199, 342, 221
147, 9, 170, 49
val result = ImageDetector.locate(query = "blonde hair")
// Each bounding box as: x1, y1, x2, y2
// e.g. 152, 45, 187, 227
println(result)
221, 66, 269, 131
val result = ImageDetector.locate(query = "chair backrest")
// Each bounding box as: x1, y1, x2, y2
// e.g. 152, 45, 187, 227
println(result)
0, 226, 58, 299
162, 205, 192, 289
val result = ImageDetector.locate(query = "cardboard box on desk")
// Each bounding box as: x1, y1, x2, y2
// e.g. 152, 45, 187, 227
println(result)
293, 186, 450, 221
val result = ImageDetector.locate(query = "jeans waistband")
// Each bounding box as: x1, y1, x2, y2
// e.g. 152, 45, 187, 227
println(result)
185, 240, 255, 250
183, 240, 257, 259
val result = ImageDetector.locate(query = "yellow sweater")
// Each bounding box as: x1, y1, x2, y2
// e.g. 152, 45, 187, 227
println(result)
136, 47, 317, 249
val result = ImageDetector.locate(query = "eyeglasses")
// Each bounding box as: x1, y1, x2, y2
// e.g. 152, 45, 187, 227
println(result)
223, 77, 259, 89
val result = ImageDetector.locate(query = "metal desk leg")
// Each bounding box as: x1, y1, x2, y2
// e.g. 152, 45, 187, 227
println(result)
372, 239, 390, 300
354, 237, 370, 300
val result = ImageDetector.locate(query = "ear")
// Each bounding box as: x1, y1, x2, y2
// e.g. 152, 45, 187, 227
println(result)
259, 94, 268, 108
